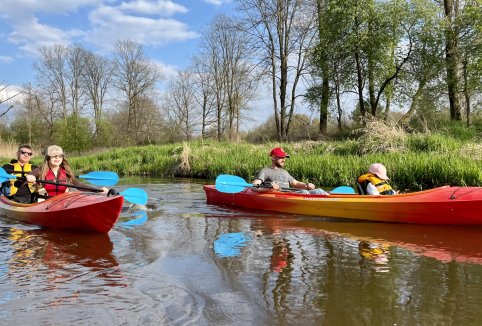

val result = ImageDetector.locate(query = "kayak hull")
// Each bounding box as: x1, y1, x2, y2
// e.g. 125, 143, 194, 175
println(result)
203, 185, 482, 225
0, 192, 124, 233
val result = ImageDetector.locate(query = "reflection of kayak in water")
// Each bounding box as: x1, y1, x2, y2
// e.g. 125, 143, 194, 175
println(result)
40, 230, 118, 269
6, 228, 119, 269
259, 218, 482, 265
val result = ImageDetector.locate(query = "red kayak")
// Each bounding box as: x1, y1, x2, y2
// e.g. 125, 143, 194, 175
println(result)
0, 192, 124, 233
204, 185, 482, 225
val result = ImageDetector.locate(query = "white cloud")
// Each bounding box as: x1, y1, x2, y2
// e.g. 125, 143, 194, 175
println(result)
6, 16, 85, 55
153, 60, 178, 79
0, 56, 14, 64
86, 4, 198, 51
203, 0, 231, 6
0, 0, 102, 15
119, 0, 188, 16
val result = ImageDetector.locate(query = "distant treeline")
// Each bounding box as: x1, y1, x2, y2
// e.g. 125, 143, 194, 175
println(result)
0, 0, 480, 153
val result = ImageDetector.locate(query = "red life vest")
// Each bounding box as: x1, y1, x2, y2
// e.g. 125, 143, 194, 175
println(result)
44, 168, 68, 197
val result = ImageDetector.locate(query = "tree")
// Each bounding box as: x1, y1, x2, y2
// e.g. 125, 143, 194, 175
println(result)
112, 40, 162, 144
0, 82, 21, 119
198, 14, 257, 141
443, 0, 463, 120
166, 70, 197, 141
190, 55, 217, 139
34, 45, 69, 120
238, 0, 317, 141
81, 50, 113, 141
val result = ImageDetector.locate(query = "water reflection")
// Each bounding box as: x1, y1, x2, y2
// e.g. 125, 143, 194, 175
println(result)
270, 218, 482, 265
1, 228, 124, 305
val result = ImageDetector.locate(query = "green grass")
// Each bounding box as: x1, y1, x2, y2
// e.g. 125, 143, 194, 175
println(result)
56, 135, 482, 191
0, 134, 471, 191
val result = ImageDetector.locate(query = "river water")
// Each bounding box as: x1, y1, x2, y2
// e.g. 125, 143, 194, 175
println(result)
2, 177, 482, 325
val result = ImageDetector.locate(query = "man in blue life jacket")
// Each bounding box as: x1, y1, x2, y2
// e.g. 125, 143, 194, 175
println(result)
1, 145, 38, 203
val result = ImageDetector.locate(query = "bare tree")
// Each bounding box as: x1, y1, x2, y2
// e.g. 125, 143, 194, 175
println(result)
0, 82, 21, 118
238, 0, 317, 140
34, 45, 69, 120
190, 55, 217, 139
82, 50, 113, 139
199, 14, 258, 141
112, 40, 162, 143
65, 45, 88, 116
167, 70, 198, 141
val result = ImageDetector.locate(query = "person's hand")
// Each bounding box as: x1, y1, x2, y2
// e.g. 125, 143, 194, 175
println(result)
306, 183, 315, 190
26, 175, 36, 183
100, 187, 109, 195
271, 181, 280, 191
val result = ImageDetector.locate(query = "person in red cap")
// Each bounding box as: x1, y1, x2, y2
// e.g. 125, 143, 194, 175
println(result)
357, 163, 397, 195
252, 147, 329, 194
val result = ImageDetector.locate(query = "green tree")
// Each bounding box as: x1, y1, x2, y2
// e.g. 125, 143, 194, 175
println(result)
53, 114, 92, 154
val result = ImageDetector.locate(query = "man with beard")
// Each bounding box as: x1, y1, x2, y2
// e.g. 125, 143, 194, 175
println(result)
252, 147, 329, 195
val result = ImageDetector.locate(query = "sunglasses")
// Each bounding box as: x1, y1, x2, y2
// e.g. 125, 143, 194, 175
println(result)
20, 151, 33, 156
50, 155, 63, 159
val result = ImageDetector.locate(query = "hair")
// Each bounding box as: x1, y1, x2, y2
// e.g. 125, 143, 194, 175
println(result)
17, 144, 32, 152
39, 155, 76, 183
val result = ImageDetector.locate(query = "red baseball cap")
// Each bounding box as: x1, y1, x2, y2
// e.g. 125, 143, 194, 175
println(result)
270, 147, 290, 158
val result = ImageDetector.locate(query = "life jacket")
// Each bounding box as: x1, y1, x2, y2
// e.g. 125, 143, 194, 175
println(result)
6, 162, 36, 196
44, 168, 69, 197
357, 173, 396, 195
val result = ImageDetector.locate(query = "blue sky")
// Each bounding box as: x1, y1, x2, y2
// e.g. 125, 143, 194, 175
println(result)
0, 0, 236, 87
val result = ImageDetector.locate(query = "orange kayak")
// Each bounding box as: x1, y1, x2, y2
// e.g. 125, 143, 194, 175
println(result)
204, 185, 482, 225
0, 192, 123, 233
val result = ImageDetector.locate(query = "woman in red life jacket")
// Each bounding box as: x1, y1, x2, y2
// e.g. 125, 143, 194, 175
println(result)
34, 145, 108, 197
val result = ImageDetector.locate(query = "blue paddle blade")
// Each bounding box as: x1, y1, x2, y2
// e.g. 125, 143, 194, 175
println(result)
120, 188, 148, 205
214, 232, 251, 258
330, 186, 356, 194
0, 167, 18, 183
215, 174, 252, 193
121, 211, 148, 227
79, 171, 119, 187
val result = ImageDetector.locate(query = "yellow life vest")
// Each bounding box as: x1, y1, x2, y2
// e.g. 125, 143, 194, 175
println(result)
8, 162, 36, 195
357, 173, 395, 195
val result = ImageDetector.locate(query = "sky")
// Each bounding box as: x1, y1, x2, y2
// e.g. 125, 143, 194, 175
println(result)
0, 0, 235, 84
0, 0, 317, 130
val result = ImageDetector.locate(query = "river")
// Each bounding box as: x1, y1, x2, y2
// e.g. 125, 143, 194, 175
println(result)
1, 177, 482, 325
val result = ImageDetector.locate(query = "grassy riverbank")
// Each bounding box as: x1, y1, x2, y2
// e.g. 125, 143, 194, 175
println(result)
65, 135, 482, 191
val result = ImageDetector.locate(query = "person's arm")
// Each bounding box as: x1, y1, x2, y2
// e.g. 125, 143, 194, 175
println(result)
71, 177, 108, 194
366, 182, 380, 195
290, 179, 315, 190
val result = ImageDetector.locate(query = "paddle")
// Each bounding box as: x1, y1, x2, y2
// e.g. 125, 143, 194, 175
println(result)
120, 210, 148, 227
108, 188, 149, 205
0, 167, 148, 205
215, 174, 356, 194
78, 171, 119, 186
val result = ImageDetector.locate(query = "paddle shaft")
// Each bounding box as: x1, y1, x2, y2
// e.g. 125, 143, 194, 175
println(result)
14, 176, 104, 193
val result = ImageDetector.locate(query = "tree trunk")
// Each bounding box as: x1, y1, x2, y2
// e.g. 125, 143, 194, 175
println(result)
443, 0, 462, 121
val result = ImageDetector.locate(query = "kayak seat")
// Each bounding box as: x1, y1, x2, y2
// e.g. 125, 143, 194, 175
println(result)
356, 181, 367, 195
